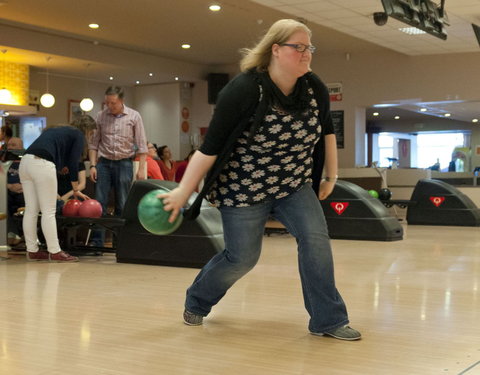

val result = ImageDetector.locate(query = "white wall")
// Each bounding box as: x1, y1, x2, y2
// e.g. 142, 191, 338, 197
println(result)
133, 80, 214, 161
309, 50, 480, 168
133, 83, 181, 159
26, 48, 480, 170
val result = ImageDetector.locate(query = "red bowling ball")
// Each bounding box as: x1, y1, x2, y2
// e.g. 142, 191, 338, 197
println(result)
62, 199, 82, 217
78, 199, 103, 218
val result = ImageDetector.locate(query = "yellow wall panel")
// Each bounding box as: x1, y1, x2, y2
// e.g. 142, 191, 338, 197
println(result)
0, 61, 29, 105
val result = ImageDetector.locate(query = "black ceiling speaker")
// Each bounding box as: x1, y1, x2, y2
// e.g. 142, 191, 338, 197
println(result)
472, 24, 480, 47
207, 73, 229, 105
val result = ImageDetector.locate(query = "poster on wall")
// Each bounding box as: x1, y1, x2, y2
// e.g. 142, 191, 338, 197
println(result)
327, 82, 343, 102
331, 110, 344, 149
68, 100, 83, 123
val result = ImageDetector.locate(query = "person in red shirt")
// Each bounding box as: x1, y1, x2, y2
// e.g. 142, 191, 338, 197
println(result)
156, 145, 177, 181
136, 142, 164, 179
175, 149, 196, 183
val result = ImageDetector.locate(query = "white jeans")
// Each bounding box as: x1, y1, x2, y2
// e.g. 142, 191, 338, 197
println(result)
19, 154, 61, 254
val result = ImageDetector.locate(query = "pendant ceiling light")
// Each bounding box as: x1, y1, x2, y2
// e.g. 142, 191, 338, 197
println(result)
80, 63, 94, 112
40, 57, 55, 108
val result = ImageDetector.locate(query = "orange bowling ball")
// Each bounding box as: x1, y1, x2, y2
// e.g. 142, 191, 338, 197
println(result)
62, 199, 82, 217
78, 199, 103, 218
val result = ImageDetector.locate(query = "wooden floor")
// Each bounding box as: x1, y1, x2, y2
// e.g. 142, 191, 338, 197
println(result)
1, 224, 480, 375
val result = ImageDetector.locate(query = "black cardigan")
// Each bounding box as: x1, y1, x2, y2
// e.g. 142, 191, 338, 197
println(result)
184, 70, 335, 219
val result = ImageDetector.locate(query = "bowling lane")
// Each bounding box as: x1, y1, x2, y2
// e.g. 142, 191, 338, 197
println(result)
0, 224, 479, 374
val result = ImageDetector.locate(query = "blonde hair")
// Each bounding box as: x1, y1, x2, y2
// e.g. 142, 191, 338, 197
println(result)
239, 19, 312, 72
70, 115, 97, 135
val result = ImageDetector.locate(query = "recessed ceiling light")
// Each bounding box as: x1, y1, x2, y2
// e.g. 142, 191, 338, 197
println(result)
399, 27, 426, 35
373, 112, 379, 116
373, 103, 397, 108
394, 116, 400, 120
444, 113, 451, 117
136, 80, 140, 84
209, 4, 221, 11
149, 73, 153, 77
472, 118, 479, 123
89, 23, 99, 29
109, 76, 113, 80
181, 44, 191, 49
420, 108, 427, 112
174, 77, 179, 81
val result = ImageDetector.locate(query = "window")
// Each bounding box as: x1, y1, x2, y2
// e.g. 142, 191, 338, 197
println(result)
417, 133, 465, 169
377, 134, 394, 167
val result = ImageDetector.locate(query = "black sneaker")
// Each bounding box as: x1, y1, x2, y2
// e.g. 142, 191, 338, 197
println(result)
183, 310, 203, 326
311, 325, 361, 341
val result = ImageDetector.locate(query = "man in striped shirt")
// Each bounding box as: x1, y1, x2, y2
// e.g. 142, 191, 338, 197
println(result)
88, 86, 147, 244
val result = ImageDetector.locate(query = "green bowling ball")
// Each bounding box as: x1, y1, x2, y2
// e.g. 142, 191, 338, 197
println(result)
137, 188, 183, 235
368, 189, 379, 199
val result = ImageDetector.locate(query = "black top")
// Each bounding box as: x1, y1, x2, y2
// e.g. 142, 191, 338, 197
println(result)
210, 81, 326, 207
26, 126, 84, 183
184, 70, 335, 219
200, 71, 334, 156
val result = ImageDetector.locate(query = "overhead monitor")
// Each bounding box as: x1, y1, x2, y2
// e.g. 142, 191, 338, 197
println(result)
381, 0, 448, 40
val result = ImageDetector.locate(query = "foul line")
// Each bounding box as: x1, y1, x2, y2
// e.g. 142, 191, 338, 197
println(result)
458, 361, 480, 375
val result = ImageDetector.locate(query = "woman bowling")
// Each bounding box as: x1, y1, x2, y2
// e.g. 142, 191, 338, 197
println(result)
160, 19, 361, 340
19, 115, 96, 262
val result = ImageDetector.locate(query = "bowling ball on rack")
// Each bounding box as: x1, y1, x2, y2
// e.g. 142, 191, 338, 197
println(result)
378, 188, 392, 201
78, 199, 103, 218
62, 199, 82, 216
137, 188, 183, 235
367, 190, 379, 199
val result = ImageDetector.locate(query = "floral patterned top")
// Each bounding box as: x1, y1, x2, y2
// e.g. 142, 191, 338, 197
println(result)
210, 86, 322, 207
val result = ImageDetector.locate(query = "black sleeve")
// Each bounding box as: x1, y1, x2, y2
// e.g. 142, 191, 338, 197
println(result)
67, 130, 84, 183
200, 72, 259, 155
309, 73, 335, 193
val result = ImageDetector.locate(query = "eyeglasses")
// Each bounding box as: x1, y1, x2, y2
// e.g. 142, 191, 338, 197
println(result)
280, 43, 316, 54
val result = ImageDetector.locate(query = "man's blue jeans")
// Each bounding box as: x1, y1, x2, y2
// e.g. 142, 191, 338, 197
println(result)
185, 183, 349, 333
90, 157, 133, 246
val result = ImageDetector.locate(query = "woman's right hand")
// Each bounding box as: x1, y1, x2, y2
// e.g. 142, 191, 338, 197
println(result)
74, 191, 91, 201
158, 187, 190, 223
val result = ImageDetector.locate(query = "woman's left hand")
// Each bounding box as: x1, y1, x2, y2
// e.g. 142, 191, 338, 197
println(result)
318, 180, 335, 200
74, 191, 90, 200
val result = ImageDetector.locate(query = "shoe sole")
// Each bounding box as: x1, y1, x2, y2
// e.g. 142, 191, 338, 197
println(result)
310, 331, 361, 341
49, 258, 79, 262
183, 319, 203, 326
26, 258, 49, 262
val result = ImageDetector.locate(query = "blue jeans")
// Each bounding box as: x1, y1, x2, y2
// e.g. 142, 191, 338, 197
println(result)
90, 157, 133, 246
185, 183, 349, 333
